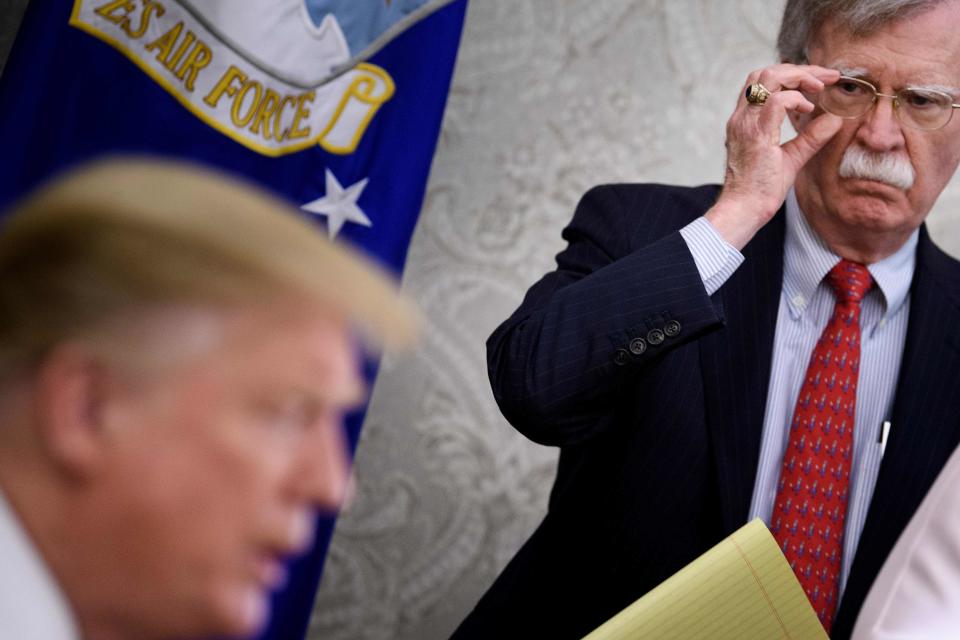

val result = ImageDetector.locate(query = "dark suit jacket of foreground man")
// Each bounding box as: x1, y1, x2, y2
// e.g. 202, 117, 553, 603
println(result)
452, 183, 960, 639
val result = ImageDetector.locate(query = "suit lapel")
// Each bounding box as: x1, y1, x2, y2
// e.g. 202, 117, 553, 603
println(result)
700, 209, 786, 534
833, 226, 960, 637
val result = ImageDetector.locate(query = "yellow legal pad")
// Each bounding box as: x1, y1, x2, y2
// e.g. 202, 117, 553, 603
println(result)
582, 519, 828, 640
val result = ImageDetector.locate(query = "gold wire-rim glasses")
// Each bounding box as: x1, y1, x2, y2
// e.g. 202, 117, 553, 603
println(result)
819, 75, 960, 131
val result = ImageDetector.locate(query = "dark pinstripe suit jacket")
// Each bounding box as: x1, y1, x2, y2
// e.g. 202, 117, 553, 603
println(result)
452, 183, 960, 640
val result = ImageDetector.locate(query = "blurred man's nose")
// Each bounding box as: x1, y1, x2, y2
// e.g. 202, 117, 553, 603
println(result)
295, 419, 350, 511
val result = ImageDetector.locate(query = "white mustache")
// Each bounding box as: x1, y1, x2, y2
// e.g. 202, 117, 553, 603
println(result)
838, 144, 915, 190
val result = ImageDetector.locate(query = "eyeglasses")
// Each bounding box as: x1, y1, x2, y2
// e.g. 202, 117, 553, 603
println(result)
819, 76, 960, 131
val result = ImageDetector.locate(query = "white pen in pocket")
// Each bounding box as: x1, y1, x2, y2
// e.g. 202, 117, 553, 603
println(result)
878, 420, 892, 457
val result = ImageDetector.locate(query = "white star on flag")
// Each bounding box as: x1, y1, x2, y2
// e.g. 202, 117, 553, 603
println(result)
301, 169, 372, 238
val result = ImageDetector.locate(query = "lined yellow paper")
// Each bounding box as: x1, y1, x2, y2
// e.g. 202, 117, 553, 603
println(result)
582, 519, 828, 640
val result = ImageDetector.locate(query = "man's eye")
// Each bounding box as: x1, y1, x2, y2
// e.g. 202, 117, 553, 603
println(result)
903, 91, 947, 109
262, 398, 317, 431
838, 81, 866, 95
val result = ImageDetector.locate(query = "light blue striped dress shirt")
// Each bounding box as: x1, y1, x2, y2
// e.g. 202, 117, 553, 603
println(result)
679, 188, 917, 600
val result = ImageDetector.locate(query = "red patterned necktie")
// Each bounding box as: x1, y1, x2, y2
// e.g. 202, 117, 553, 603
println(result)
771, 259, 872, 633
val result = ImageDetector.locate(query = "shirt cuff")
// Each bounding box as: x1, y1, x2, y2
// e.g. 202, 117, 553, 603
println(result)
679, 216, 745, 296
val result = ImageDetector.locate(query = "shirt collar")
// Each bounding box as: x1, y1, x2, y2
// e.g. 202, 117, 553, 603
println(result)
783, 188, 917, 320
0, 488, 80, 640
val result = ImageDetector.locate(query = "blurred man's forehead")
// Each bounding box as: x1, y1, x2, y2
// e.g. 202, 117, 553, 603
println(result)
80, 304, 226, 378
85, 301, 359, 395
213, 303, 364, 396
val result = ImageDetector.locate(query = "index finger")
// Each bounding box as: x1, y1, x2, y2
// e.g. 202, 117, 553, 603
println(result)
751, 64, 840, 94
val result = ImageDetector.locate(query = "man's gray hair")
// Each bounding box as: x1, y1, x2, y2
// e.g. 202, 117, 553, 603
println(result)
778, 0, 945, 62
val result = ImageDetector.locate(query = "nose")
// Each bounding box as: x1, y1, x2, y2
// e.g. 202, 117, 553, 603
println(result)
294, 418, 351, 511
855, 94, 905, 152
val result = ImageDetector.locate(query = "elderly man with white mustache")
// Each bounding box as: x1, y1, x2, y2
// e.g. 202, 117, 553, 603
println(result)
453, 1, 960, 638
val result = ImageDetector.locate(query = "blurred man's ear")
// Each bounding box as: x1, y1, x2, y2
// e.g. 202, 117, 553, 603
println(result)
33, 345, 112, 479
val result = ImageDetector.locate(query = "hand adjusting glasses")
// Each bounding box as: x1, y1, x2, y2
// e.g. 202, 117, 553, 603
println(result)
819, 76, 960, 130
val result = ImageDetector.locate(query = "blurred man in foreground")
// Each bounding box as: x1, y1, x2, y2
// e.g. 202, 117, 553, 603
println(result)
0, 158, 417, 639
456, 0, 960, 637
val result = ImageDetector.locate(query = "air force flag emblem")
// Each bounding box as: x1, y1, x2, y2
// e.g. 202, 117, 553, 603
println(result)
70, 0, 456, 156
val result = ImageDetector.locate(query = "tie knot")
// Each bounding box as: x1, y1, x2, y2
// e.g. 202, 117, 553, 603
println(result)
826, 260, 872, 304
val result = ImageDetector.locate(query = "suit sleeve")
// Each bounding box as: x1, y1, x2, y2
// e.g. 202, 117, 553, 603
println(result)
486, 184, 727, 446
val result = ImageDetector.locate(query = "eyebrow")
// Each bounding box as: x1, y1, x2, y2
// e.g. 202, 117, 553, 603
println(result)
834, 65, 869, 78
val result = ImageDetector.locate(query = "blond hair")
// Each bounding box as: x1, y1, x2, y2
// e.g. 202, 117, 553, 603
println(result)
0, 157, 418, 375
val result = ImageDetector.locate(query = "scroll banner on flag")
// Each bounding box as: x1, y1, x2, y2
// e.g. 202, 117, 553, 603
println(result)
0, 1, 468, 638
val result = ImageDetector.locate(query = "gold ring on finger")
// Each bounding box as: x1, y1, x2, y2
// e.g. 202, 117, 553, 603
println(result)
745, 82, 772, 106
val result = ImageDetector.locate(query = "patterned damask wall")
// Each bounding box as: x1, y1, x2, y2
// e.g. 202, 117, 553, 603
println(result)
308, 1, 960, 639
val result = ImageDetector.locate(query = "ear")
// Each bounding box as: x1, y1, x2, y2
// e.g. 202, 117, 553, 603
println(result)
32, 344, 113, 478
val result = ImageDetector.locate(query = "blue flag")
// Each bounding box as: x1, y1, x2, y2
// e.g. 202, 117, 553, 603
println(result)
0, 0, 467, 637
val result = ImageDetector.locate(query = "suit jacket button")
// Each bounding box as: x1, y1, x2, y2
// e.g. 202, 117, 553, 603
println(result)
664, 320, 682, 337
647, 328, 665, 345
629, 338, 647, 355
614, 349, 630, 366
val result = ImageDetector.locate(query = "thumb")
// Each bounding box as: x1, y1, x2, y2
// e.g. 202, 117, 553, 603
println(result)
782, 112, 843, 172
